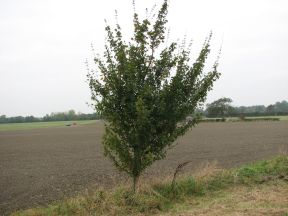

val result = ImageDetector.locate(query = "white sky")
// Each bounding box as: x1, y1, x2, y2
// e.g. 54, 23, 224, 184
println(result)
1, 0, 287, 117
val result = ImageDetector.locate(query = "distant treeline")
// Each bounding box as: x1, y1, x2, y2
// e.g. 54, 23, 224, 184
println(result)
0, 110, 100, 124
1, 100, 288, 124
232, 100, 288, 116
204, 100, 288, 118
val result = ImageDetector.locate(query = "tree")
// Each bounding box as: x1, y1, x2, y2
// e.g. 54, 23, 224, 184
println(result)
205, 97, 233, 117
274, 100, 288, 113
88, 0, 220, 192
0, 115, 7, 123
266, 104, 275, 115
67, 110, 76, 120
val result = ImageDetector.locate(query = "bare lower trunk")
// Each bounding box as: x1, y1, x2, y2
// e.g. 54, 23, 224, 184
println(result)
133, 175, 139, 193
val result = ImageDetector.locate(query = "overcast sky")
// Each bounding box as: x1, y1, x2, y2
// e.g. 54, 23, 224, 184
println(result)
1, 0, 287, 117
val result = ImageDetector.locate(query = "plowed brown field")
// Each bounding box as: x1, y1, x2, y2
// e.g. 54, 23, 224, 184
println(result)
1, 121, 288, 215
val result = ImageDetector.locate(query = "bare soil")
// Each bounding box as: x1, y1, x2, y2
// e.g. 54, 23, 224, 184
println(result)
0, 121, 288, 215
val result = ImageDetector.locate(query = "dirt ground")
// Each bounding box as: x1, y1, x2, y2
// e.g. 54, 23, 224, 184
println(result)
0, 121, 288, 215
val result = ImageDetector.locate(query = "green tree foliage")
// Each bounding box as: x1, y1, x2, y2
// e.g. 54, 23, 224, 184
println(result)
88, 0, 220, 192
205, 97, 234, 117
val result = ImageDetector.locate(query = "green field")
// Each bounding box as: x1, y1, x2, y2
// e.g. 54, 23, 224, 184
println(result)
0, 120, 97, 131
203, 116, 288, 122
245, 115, 288, 120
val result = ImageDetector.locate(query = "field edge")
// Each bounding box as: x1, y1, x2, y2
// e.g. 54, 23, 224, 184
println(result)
11, 155, 288, 216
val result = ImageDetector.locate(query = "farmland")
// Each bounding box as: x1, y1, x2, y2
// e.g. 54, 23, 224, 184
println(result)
1, 121, 288, 215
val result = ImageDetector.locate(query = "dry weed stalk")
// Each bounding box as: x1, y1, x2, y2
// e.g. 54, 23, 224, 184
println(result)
171, 161, 193, 190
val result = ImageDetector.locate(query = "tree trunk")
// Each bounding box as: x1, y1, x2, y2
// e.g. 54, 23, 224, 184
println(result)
133, 175, 139, 193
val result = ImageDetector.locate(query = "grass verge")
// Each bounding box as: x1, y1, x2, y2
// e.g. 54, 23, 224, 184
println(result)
12, 155, 288, 216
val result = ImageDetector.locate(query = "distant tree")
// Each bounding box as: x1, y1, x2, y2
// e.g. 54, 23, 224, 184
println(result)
43, 114, 51, 122
274, 100, 288, 113
24, 116, 39, 122
10, 116, 25, 123
266, 104, 275, 114
205, 97, 233, 117
67, 110, 76, 120
235, 100, 288, 116
0, 115, 7, 123
88, 0, 220, 192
